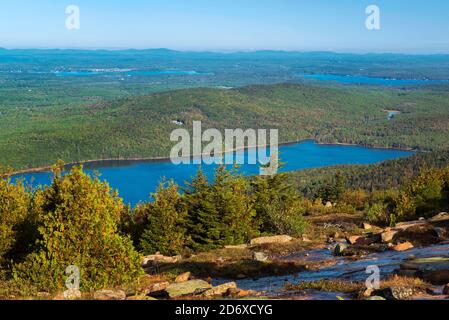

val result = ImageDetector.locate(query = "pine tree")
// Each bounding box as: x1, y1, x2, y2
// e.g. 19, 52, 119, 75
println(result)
184, 169, 222, 251
139, 181, 187, 256
210, 166, 256, 246
185, 167, 257, 251
317, 171, 347, 203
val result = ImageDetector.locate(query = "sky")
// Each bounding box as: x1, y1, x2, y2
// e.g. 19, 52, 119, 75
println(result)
0, 0, 448, 53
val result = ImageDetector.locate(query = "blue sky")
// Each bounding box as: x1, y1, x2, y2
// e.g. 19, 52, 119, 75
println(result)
1, 0, 448, 53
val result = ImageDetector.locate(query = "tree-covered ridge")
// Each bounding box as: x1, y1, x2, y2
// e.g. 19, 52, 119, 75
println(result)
2, 83, 449, 169
291, 149, 449, 197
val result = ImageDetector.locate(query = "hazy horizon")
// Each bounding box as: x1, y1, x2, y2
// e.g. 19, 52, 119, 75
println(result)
1, 0, 448, 53
2, 47, 449, 56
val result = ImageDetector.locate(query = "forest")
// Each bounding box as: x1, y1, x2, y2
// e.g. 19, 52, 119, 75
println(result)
2, 83, 449, 170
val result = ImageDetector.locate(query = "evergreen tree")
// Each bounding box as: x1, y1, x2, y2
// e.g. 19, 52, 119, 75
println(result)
139, 181, 187, 256
210, 166, 256, 246
185, 167, 257, 251
184, 169, 221, 251
317, 171, 346, 203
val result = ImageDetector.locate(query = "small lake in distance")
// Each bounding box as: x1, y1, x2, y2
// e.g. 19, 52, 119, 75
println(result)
14, 141, 415, 206
300, 74, 448, 86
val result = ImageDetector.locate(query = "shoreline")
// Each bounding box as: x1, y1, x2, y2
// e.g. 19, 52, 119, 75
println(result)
9, 138, 418, 177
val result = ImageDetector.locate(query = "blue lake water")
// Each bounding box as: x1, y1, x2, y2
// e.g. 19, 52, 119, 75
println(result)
300, 74, 447, 86
13, 140, 414, 206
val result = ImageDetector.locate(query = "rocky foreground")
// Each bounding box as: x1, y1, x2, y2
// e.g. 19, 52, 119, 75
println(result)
50, 212, 449, 300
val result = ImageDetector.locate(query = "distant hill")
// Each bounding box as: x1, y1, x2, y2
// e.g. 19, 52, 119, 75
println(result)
2, 83, 449, 170
290, 149, 449, 196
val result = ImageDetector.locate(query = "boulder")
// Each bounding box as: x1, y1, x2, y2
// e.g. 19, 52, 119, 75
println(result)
346, 235, 361, 245
250, 235, 293, 246
395, 221, 427, 231
202, 282, 237, 297
428, 212, 449, 223
398, 257, 449, 285
142, 281, 170, 295
165, 280, 212, 298
93, 289, 126, 300
381, 229, 398, 243
372, 286, 415, 300
362, 223, 372, 230
253, 252, 269, 262
325, 201, 333, 208
392, 241, 414, 252
302, 235, 312, 243
366, 296, 386, 300
127, 295, 157, 300
225, 288, 257, 298
63, 289, 82, 300
36, 292, 52, 299
175, 272, 191, 283
363, 288, 373, 298
353, 233, 381, 246
142, 254, 181, 267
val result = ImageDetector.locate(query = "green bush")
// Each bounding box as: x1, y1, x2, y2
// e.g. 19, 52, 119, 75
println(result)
406, 168, 444, 215
252, 172, 306, 236
365, 202, 389, 224
0, 178, 31, 264
14, 165, 142, 291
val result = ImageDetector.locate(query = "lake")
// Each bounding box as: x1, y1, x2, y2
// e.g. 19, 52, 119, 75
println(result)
300, 74, 447, 86
13, 140, 414, 206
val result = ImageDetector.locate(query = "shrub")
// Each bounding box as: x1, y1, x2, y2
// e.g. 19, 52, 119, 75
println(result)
365, 202, 389, 225
406, 168, 444, 214
340, 189, 368, 211
252, 172, 306, 236
335, 202, 357, 214
138, 182, 188, 256
14, 165, 142, 291
262, 197, 307, 236
392, 191, 416, 223
0, 178, 31, 264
